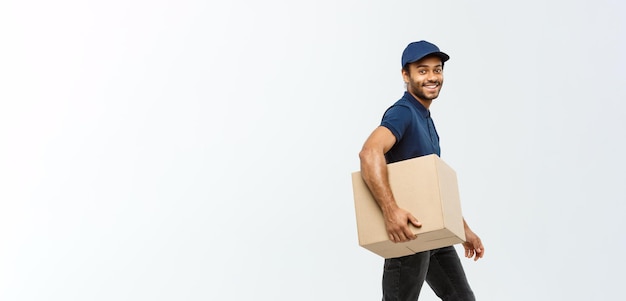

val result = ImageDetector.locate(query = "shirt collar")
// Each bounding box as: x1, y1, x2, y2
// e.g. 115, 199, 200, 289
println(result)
402, 91, 431, 118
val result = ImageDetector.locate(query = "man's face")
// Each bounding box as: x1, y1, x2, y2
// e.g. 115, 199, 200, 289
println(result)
402, 56, 444, 102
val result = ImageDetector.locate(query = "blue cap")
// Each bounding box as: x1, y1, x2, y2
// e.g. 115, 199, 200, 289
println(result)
401, 40, 449, 67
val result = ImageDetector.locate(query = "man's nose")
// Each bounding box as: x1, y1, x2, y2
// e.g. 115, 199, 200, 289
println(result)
428, 72, 438, 81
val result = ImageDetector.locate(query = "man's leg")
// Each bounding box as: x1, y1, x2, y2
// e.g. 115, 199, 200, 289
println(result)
425, 246, 475, 301
382, 251, 430, 301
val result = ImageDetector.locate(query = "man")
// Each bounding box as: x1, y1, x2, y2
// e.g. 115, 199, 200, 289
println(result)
358, 40, 484, 301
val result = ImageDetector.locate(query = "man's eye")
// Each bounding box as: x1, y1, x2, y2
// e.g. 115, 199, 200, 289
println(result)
419, 70, 427, 74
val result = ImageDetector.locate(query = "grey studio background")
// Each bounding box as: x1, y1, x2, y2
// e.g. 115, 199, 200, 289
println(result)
1, 0, 625, 300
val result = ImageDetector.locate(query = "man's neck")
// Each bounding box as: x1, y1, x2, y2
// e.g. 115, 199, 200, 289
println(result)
407, 90, 432, 109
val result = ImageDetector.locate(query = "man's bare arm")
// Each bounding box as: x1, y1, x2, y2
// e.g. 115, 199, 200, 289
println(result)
359, 126, 422, 243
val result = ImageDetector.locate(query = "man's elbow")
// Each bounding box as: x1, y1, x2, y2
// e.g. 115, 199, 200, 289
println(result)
358, 147, 370, 162
359, 146, 379, 165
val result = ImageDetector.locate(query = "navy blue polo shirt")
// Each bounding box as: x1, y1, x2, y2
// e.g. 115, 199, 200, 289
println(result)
381, 92, 441, 164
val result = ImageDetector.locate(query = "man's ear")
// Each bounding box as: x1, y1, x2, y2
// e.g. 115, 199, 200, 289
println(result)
401, 67, 410, 83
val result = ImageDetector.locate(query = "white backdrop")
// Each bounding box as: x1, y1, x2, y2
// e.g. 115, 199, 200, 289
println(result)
1, 0, 625, 300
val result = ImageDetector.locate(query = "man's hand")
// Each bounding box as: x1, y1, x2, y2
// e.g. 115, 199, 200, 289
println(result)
462, 227, 484, 261
383, 207, 422, 243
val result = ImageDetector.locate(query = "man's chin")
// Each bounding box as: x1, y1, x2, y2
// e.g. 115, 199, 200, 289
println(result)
425, 93, 439, 101
411, 90, 439, 102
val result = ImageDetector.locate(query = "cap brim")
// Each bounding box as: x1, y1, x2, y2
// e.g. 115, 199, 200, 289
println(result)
432, 52, 450, 62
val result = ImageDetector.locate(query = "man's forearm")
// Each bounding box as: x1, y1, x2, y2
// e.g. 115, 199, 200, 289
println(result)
359, 148, 398, 214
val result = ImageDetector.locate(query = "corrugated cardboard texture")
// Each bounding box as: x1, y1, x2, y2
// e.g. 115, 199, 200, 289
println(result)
352, 154, 465, 258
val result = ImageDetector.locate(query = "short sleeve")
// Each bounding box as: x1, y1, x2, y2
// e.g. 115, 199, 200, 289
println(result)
381, 105, 413, 143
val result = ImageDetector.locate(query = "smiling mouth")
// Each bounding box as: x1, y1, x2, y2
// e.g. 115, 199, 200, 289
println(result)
424, 82, 439, 89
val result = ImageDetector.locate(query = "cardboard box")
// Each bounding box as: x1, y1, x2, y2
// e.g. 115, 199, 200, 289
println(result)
352, 154, 465, 258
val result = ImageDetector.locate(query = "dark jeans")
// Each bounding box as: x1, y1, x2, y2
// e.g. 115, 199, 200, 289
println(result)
382, 246, 475, 301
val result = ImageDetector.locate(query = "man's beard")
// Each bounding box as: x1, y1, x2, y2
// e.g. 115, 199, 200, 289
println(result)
409, 81, 441, 101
